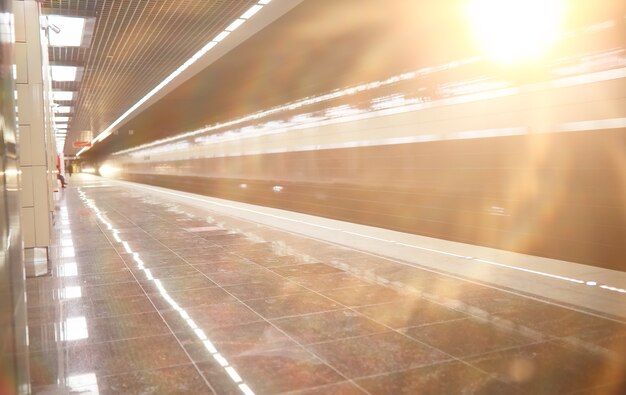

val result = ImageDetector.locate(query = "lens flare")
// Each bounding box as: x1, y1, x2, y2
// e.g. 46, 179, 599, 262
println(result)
467, 0, 567, 64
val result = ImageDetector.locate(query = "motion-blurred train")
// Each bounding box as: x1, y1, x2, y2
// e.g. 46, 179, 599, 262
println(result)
96, 0, 626, 270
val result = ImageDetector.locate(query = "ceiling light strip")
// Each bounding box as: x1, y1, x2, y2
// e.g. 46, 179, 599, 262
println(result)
77, 0, 272, 157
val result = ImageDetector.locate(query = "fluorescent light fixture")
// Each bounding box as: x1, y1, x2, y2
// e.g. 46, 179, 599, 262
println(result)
47, 16, 85, 47
241, 5, 263, 19
78, 0, 272, 157
55, 116, 70, 122
212, 31, 230, 43
55, 124, 68, 129
56, 106, 72, 113
53, 91, 74, 101
225, 19, 245, 32
51, 66, 77, 81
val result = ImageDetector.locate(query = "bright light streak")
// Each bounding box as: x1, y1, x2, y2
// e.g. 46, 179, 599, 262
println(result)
77, 1, 272, 157
212, 31, 230, 43
467, 0, 566, 63
241, 5, 262, 19
225, 19, 245, 32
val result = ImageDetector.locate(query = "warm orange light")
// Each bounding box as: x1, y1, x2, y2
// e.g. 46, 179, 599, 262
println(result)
467, 0, 567, 64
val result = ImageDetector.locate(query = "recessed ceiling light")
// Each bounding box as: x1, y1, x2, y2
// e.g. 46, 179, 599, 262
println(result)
56, 106, 72, 113
47, 16, 86, 47
53, 91, 74, 101
55, 124, 68, 129
225, 19, 245, 32
241, 5, 263, 19
55, 116, 70, 122
212, 31, 230, 43
51, 66, 77, 81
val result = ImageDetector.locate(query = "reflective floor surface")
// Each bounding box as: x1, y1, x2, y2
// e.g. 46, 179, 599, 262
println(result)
27, 175, 626, 394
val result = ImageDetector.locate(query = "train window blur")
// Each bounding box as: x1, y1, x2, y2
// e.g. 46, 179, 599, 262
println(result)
96, 0, 625, 269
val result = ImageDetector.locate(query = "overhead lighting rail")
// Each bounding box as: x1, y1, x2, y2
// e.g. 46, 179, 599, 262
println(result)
77, 0, 275, 157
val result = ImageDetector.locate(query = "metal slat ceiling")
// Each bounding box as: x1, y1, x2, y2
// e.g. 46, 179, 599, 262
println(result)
41, 0, 257, 154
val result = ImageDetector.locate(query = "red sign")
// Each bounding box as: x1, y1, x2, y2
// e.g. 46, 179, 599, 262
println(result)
73, 141, 92, 148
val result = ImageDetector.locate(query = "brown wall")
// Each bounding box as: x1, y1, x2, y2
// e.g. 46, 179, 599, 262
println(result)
117, 128, 626, 271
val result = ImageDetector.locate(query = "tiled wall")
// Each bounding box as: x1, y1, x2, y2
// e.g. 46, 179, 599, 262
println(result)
0, 0, 30, 393
15, 0, 54, 249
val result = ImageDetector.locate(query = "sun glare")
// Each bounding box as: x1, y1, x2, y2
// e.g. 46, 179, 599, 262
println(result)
468, 0, 567, 64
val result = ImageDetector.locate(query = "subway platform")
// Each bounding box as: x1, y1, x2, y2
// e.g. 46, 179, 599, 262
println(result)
27, 175, 626, 394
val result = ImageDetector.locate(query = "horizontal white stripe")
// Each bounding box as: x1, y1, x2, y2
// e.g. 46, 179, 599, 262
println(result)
558, 117, 626, 132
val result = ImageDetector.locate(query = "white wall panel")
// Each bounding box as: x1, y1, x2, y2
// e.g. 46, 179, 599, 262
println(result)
19, 167, 33, 207
32, 166, 50, 246
13, 0, 25, 42
20, 208, 35, 248
18, 125, 31, 165
14, 42, 28, 84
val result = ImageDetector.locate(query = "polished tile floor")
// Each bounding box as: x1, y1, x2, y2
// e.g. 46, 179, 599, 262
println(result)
27, 176, 626, 394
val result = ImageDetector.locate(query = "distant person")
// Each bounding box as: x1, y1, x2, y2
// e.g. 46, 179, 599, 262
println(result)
57, 165, 67, 188
67, 164, 73, 178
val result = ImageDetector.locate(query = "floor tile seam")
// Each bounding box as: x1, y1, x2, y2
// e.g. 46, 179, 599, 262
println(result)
141, 284, 223, 295
554, 337, 626, 365
436, 301, 623, 353
288, 233, 626, 322
457, 339, 585, 382
94, 195, 359, 393
199, 245, 472, 395
52, 259, 127, 266
329, 274, 603, 350
27, 279, 145, 292
188, 262, 263, 270
31, 361, 210, 390
279, 329, 399, 347
52, 267, 135, 277
99, 197, 374, 395
91, 183, 520, 394
275, 270, 483, 383
28, 308, 168, 326
393, 316, 471, 331
221, 289, 313, 302
77, 361, 206, 379
450, 339, 558, 362
75, 193, 219, 395
242, 306, 351, 321
275, 380, 362, 395
291, 320, 541, 360
27, 330, 180, 353
26, 309, 161, 324
25, 294, 149, 307
126, 262, 201, 270
131, 217, 520, 338
55, 279, 142, 287
320, 357, 510, 389
49, 269, 137, 277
